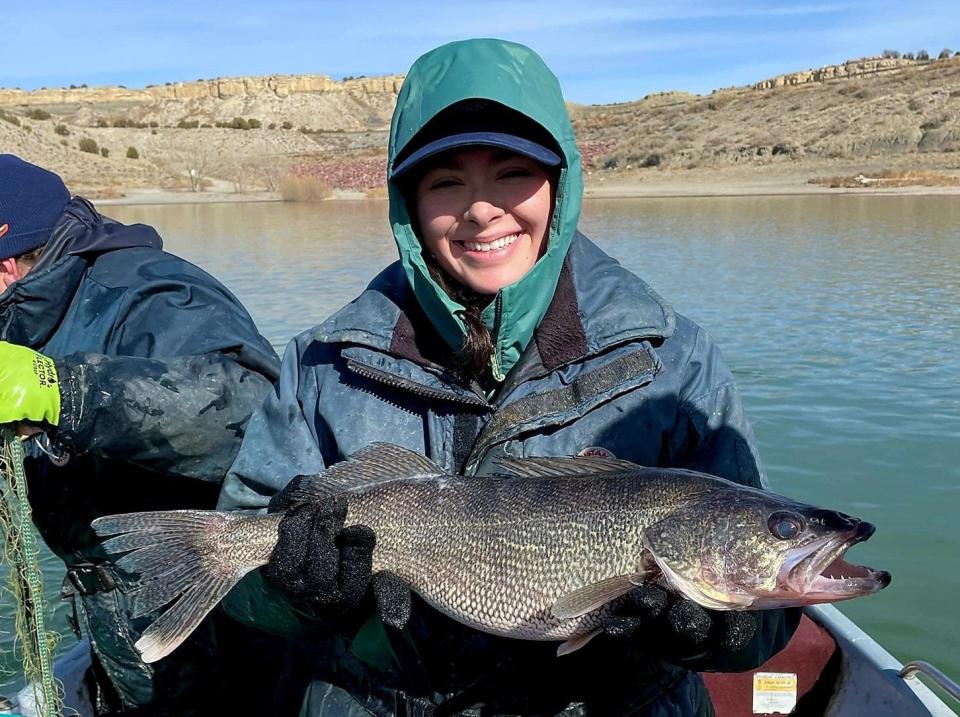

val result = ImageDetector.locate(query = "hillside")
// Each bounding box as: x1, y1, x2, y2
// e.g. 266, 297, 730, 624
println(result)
0, 56, 958, 196
571, 56, 960, 171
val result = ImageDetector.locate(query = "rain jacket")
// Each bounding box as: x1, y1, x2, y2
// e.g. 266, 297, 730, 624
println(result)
0, 197, 293, 714
219, 39, 800, 716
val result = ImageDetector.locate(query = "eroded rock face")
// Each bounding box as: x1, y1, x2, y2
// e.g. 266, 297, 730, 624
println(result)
753, 57, 920, 90
0, 74, 404, 106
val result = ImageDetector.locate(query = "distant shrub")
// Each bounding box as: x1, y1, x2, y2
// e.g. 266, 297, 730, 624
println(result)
882, 49, 901, 59
177, 119, 199, 129
54, 123, 70, 136
96, 118, 109, 128
60, 139, 68, 146
247, 118, 262, 129
268, 122, 276, 129
904, 52, 915, 60
282, 120, 293, 130
149, 121, 158, 128
907, 97, 922, 111
939, 49, 953, 60
642, 153, 662, 168
0, 111, 21, 126
100, 147, 109, 158
705, 94, 733, 111
26, 108, 51, 120
279, 175, 332, 201
917, 50, 930, 61
920, 117, 944, 130
78, 138, 99, 154
231, 117, 249, 130
113, 118, 135, 128
126, 146, 139, 159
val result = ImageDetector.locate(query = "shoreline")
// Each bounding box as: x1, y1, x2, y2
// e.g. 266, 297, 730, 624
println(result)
94, 169, 960, 206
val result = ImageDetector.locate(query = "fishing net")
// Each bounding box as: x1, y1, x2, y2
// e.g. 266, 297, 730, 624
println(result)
0, 428, 61, 716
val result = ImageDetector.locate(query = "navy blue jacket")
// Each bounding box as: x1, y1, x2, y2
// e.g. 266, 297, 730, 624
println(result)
220, 234, 800, 716
0, 198, 280, 562
0, 197, 285, 712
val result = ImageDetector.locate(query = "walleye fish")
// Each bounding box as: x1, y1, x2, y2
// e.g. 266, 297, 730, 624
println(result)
92, 443, 890, 663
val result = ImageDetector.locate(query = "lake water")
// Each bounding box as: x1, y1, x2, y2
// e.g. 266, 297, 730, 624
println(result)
2, 195, 958, 695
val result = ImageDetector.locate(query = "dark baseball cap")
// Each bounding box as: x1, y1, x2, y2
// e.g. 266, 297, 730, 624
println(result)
391, 100, 562, 179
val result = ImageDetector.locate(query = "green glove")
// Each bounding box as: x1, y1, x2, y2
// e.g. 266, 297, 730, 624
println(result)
0, 341, 61, 426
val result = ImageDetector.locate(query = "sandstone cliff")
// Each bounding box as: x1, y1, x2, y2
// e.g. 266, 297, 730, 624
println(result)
752, 57, 921, 90
1, 55, 957, 195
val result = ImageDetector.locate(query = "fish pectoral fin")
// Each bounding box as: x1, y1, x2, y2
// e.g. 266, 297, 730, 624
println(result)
557, 629, 601, 656
551, 573, 645, 619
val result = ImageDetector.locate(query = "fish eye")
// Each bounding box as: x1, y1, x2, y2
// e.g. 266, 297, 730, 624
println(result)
768, 511, 805, 540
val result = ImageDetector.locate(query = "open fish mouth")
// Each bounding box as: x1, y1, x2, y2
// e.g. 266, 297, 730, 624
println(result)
781, 521, 891, 602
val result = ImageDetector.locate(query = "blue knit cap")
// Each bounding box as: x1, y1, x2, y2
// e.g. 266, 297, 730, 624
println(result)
0, 154, 71, 261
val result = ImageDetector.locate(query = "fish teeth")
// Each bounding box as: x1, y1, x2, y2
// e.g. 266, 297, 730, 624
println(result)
464, 233, 520, 252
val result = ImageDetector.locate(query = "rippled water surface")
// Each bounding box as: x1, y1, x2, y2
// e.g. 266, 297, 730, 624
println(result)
2, 195, 958, 693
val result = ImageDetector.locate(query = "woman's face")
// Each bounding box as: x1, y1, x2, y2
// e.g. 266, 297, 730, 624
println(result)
414, 147, 553, 295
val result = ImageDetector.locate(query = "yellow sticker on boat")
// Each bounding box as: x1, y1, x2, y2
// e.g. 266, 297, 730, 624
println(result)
752, 672, 798, 714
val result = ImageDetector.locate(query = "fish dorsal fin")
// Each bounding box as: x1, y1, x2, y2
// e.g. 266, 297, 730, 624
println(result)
288, 443, 445, 500
551, 573, 645, 619
492, 455, 641, 479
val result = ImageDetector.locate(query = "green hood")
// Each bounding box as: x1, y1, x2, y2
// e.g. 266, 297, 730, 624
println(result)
388, 38, 583, 380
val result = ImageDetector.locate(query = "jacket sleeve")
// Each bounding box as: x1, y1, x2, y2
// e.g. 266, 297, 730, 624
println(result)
667, 325, 802, 672
50, 267, 280, 483
217, 336, 329, 512
216, 336, 341, 638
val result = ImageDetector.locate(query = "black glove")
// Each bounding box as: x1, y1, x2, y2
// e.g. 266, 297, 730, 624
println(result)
602, 583, 758, 663
264, 494, 375, 613
266, 475, 414, 624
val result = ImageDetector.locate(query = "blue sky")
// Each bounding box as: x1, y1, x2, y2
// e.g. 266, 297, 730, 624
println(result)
4, 1, 957, 104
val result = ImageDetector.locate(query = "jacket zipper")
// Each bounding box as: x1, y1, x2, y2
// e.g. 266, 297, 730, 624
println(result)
489, 293, 505, 382
346, 360, 490, 409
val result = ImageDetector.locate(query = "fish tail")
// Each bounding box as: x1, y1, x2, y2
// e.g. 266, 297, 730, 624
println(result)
91, 510, 278, 663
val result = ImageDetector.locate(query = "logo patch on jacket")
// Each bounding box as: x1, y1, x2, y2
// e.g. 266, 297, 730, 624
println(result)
577, 446, 616, 459
0, 224, 8, 239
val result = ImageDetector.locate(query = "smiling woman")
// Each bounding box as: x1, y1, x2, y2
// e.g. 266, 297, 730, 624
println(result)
199, 37, 805, 716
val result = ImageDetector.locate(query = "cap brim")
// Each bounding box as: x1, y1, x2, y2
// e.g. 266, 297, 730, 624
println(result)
391, 131, 561, 179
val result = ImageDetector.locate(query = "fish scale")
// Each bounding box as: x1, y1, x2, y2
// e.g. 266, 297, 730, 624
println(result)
350, 474, 682, 640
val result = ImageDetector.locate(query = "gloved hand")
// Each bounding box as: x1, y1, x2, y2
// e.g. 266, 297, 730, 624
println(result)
267, 474, 414, 626
0, 341, 61, 426
602, 583, 758, 663
264, 495, 376, 613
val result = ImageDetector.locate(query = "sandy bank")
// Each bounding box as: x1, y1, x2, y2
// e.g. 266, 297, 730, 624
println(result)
94, 164, 960, 206
583, 163, 960, 198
